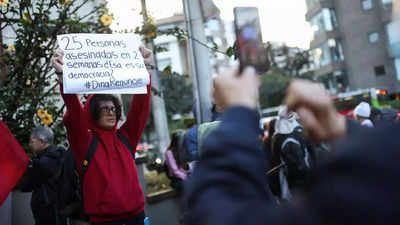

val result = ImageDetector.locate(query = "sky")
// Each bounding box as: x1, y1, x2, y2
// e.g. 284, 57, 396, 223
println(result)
107, 0, 312, 49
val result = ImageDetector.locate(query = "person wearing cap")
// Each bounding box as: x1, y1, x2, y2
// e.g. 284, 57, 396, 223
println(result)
354, 102, 374, 127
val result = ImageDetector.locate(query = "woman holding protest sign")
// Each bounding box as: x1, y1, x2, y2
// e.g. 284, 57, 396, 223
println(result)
51, 46, 152, 225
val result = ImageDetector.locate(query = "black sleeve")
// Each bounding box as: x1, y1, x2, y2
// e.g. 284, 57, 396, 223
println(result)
301, 124, 400, 225
184, 107, 274, 225
21, 154, 60, 190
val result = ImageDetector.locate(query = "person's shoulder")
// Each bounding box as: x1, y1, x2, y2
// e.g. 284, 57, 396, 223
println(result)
43, 145, 65, 159
362, 119, 374, 127
339, 123, 400, 159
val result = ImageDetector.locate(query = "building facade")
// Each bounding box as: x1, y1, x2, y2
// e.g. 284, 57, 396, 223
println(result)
154, 14, 235, 77
154, 14, 189, 75
306, 0, 400, 94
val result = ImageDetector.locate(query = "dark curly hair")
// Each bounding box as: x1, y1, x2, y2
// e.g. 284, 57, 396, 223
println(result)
89, 94, 122, 122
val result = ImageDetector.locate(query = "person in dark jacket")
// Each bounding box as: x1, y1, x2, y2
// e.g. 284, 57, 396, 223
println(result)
185, 67, 400, 225
23, 126, 66, 225
165, 130, 188, 194
51, 46, 152, 225
270, 107, 314, 201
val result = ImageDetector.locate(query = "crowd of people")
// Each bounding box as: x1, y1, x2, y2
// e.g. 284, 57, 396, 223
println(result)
1, 44, 399, 225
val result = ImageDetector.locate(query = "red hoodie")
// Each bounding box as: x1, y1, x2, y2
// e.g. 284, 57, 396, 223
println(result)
60, 83, 151, 222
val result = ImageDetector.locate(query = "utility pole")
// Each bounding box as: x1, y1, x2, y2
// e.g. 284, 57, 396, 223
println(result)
183, 0, 213, 124
140, 0, 170, 157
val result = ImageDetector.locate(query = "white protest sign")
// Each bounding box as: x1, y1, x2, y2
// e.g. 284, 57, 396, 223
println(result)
57, 33, 150, 94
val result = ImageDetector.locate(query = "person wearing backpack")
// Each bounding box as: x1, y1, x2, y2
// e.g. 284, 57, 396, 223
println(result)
164, 130, 188, 194
22, 126, 67, 225
270, 107, 314, 201
51, 47, 152, 225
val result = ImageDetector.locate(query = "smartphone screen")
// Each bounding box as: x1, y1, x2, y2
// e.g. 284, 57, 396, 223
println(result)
234, 7, 269, 74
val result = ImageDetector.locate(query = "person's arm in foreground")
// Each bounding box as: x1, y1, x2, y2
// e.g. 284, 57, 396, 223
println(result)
119, 46, 152, 151
185, 68, 274, 225
186, 73, 400, 225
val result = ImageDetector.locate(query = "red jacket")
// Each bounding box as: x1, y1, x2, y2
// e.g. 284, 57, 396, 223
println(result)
61, 83, 151, 222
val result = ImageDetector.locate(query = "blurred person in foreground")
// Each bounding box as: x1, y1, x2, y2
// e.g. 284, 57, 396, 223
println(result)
184, 67, 400, 225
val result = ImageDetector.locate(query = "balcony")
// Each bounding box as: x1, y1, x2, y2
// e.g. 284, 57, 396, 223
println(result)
310, 30, 341, 49
305, 0, 335, 21
313, 61, 345, 78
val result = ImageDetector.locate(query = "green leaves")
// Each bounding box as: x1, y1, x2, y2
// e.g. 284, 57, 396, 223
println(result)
160, 71, 193, 119
0, 0, 113, 149
225, 41, 238, 59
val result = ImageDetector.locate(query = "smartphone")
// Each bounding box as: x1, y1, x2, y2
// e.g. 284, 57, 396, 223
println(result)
234, 7, 270, 74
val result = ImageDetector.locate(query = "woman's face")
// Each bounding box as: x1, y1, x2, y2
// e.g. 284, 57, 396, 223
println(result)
97, 100, 117, 130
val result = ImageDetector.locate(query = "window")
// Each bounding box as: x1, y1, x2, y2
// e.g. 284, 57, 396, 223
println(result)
158, 43, 169, 51
310, 8, 338, 37
368, 32, 379, 43
158, 58, 172, 71
386, 21, 400, 57
394, 59, 400, 80
374, 65, 386, 76
381, 0, 393, 9
312, 39, 344, 68
362, 0, 373, 10
317, 71, 348, 95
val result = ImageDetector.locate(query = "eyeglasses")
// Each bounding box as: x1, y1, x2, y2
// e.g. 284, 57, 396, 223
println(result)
99, 106, 117, 114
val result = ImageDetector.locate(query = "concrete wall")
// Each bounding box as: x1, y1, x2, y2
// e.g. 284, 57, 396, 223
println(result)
0, 194, 12, 225
12, 191, 35, 225
0, 191, 35, 225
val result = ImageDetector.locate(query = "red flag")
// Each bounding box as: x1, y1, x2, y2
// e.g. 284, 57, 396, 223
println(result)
0, 120, 29, 206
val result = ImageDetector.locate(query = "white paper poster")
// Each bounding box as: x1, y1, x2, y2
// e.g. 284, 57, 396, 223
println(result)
57, 33, 150, 94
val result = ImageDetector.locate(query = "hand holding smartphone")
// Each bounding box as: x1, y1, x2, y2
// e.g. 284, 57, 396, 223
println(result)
234, 7, 270, 74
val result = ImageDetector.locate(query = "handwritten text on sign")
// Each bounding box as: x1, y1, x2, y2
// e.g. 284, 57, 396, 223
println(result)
57, 34, 149, 94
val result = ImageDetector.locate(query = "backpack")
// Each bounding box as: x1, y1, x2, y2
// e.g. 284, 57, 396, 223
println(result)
53, 131, 135, 220
271, 127, 314, 200
197, 121, 220, 158
51, 147, 85, 220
